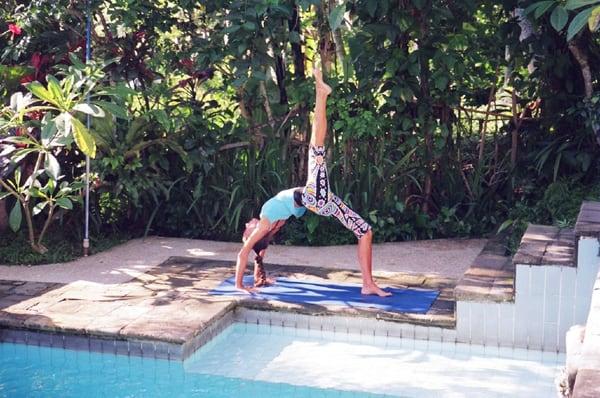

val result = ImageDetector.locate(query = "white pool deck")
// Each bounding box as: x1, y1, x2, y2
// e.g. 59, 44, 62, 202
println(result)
0, 235, 487, 284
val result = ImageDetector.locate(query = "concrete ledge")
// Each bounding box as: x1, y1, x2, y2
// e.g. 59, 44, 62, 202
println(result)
455, 237, 514, 302
572, 268, 600, 397
575, 201, 600, 238
512, 224, 575, 267
573, 369, 600, 398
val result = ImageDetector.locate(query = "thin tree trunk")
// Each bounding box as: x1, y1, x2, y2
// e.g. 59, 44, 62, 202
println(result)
478, 66, 500, 163
316, 3, 334, 73
510, 86, 519, 168
417, 2, 433, 215
259, 80, 275, 129
288, 2, 305, 79
275, 54, 288, 105
329, 0, 346, 74
568, 39, 593, 100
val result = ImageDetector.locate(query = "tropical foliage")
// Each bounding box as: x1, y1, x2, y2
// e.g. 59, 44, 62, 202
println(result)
1, 0, 599, 260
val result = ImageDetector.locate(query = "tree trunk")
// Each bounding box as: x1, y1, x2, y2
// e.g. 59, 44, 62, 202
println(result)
329, 0, 346, 75
417, 4, 433, 215
568, 39, 593, 100
316, 3, 334, 73
275, 54, 288, 105
288, 2, 305, 80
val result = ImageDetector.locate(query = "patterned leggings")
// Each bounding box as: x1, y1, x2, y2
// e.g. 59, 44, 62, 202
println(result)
301, 145, 372, 239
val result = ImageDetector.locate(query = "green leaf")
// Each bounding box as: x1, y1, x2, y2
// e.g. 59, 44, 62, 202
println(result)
45, 153, 60, 180
55, 112, 73, 137
242, 21, 256, 30
550, 6, 569, 31
94, 101, 129, 119
0, 191, 12, 200
524, 1, 547, 15
26, 82, 58, 107
41, 115, 57, 147
535, 1, 555, 18
567, 7, 595, 40
434, 75, 449, 90
328, 4, 345, 31
565, 0, 600, 10
71, 117, 96, 158
46, 75, 65, 108
9, 201, 22, 232
33, 201, 48, 216
588, 5, 600, 30
366, 0, 378, 17
73, 103, 105, 118
497, 219, 514, 233
55, 197, 73, 210
223, 25, 241, 34
153, 109, 171, 132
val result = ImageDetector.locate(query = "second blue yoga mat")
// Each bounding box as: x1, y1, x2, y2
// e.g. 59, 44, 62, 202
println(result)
209, 276, 439, 314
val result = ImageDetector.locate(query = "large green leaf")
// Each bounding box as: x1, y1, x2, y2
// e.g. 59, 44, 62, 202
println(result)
41, 114, 57, 147
55, 197, 73, 210
328, 4, 345, 31
26, 82, 58, 107
73, 103, 105, 118
524, 1, 552, 16
589, 5, 600, 30
45, 153, 60, 180
550, 6, 569, 30
565, 0, 600, 10
535, 1, 555, 18
33, 201, 47, 216
46, 75, 65, 108
55, 112, 72, 137
94, 100, 128, 119
71, 117, 96, 158
9, 201, 22, 232
567, 7, 595, 40
366, 0, 377, 17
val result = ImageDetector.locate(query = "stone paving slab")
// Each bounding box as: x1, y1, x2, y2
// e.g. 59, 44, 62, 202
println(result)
455, 235, 514, 302
0, 257, 457, 357
512, 224, 575, 267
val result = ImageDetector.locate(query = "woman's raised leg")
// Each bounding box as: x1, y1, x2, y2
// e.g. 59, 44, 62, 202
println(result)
311, 67, 332, 147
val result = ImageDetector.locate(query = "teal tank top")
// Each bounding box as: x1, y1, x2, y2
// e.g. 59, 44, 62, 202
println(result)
260, 188, 306, 222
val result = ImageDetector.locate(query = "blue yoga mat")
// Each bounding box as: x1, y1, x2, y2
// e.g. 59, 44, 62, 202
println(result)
209, 276, 439, 314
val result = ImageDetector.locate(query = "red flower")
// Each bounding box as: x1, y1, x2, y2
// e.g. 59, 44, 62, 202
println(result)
14, 127, 27, 148
134, 31, 145, 40
180, 58, 194, 71
178, 77, 193, 88
20, 74, 34, 84
27, 110, 43, 121
31, 52, 43, 70
8, 23, 21, 39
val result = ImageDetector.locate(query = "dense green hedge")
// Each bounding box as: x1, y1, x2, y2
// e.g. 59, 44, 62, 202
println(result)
1, 0, 599, 261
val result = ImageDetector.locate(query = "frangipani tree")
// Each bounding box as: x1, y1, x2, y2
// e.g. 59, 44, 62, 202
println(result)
0, 55, 123, 253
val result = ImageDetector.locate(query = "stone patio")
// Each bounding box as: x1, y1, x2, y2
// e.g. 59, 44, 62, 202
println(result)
0, 257, 456, 359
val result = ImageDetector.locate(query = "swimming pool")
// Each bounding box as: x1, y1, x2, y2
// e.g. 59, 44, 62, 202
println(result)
1, 322, 563, 397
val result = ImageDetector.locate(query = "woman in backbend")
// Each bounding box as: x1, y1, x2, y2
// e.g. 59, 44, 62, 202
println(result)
235, 66, 391, 297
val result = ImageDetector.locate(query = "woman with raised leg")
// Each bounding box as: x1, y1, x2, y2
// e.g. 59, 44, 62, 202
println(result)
235, 67, 391, 297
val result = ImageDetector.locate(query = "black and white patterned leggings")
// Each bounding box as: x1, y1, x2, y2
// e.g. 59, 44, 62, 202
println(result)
300, 145, 372, 239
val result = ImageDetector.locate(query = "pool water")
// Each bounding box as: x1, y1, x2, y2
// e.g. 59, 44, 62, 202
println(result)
1, 323, 564, 398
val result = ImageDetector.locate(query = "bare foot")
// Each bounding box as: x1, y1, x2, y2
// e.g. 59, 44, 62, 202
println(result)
236, 285, 258, 294
361, 284, 392, 297
313, 67, 332, 95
